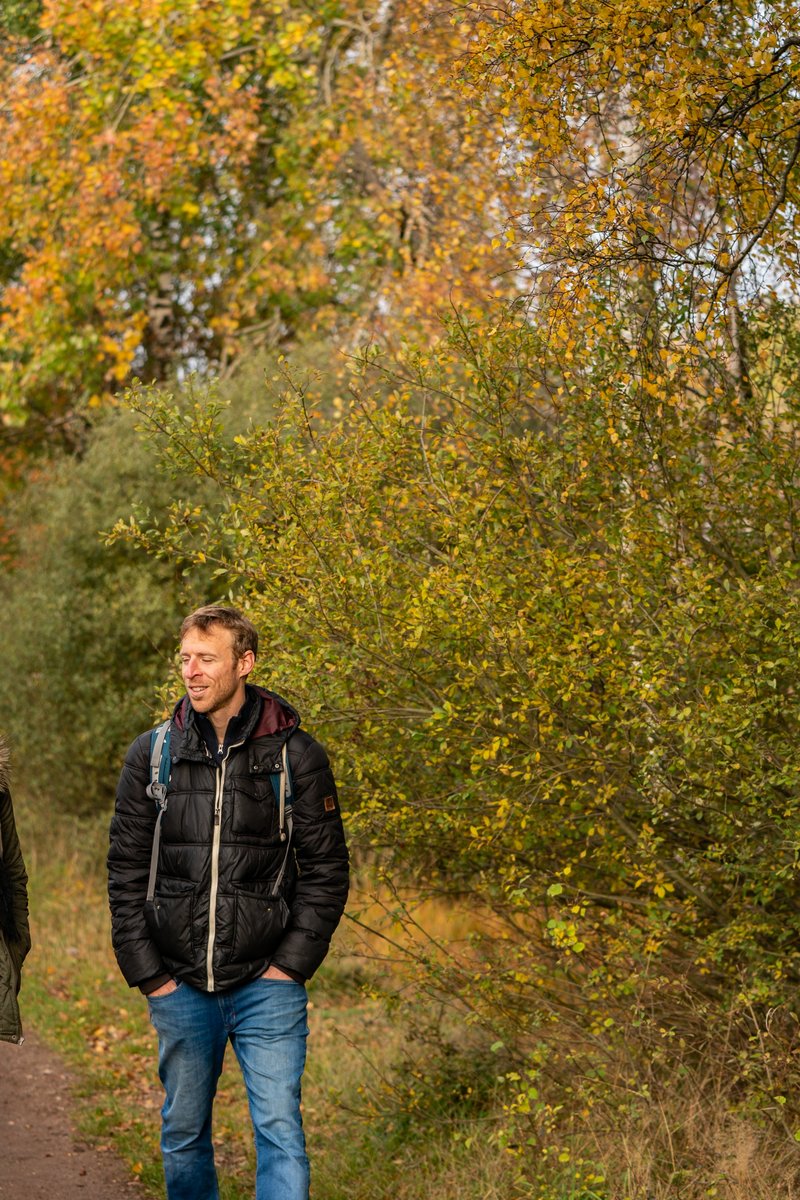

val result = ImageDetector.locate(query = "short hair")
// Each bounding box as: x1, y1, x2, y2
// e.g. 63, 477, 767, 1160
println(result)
180, 605, 259, 661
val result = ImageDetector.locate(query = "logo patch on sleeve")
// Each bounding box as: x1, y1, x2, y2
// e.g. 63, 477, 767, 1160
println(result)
323, 795, 337, 813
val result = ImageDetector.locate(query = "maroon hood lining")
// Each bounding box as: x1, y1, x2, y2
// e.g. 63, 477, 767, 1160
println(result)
252, 689, 298, 736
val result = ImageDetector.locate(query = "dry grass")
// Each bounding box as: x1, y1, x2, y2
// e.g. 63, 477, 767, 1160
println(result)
584, 1106, 800, 1200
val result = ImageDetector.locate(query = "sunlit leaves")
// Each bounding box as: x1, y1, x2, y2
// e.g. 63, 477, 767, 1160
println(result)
456, 0, 800, 365
0, 0, 525, 434
0, 0, 338, 425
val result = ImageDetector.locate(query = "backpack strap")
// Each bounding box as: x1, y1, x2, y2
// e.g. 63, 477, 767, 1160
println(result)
269, 740, 294, 899
146, 720, 171, 905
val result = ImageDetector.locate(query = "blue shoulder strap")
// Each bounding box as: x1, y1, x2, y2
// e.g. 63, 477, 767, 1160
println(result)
147, 720, 172, 803
269, 741, 294, 898
269, 741, 293, 840
146, 720, 171, 904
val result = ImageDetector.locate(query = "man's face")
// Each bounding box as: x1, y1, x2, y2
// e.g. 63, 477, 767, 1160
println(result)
179, 624, 253, 718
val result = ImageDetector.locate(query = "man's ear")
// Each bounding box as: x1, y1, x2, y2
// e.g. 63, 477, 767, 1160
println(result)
238, 650, 256, 679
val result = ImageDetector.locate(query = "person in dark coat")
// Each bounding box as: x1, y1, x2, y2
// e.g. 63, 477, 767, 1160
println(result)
108, 605, 349, 1200
0, 737, 31, 1045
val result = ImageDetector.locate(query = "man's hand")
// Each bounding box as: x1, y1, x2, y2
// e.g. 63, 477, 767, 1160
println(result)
149, 979, 179, 997
261, 964, 295, 981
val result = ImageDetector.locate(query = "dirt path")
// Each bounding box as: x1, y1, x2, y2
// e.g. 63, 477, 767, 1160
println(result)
0, 1032, 145, 1198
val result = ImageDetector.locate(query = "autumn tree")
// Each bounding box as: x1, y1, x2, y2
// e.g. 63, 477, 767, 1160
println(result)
0, 0, 328, 433
456, 0, 800, 373
0, 0, 521, 442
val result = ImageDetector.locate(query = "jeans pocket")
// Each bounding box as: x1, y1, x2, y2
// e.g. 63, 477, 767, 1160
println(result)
147, 981, 183, 1003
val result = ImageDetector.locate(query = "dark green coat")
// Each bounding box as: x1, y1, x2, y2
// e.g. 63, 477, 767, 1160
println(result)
0, 741, 31, 1044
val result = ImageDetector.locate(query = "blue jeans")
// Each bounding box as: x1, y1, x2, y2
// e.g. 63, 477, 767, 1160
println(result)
147, 977, 310, 1200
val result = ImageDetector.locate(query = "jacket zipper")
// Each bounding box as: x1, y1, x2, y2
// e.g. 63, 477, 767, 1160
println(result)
205, 738, 246, 991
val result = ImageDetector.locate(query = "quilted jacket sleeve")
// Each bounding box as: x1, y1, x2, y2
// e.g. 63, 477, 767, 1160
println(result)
107, 734, 167, 988
270, 735, 349, 980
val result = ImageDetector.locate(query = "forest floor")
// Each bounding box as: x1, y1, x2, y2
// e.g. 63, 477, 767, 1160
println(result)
0, 1030, 143, 1199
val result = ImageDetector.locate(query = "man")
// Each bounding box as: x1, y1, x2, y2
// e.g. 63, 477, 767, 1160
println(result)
108, 605, 349, 1200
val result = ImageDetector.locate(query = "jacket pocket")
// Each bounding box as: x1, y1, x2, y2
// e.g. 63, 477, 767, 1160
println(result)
230, 881, 290, 963
144, 878, 197, 964
230, 780, 279, 840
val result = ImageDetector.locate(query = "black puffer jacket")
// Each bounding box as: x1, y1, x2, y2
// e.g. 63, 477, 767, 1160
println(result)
108, 687, 349, 992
